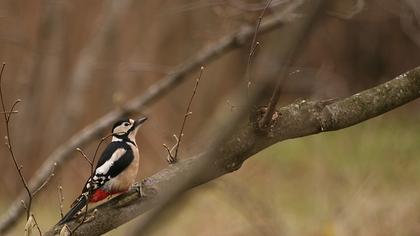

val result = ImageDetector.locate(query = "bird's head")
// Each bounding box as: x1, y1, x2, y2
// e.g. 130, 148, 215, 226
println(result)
112, 116, 147, 142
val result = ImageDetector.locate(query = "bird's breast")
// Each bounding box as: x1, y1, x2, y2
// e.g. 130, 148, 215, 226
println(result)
103, 144, 139, 192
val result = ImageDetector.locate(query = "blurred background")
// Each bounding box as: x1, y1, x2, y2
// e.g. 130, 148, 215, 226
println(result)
1, 0, 420, 235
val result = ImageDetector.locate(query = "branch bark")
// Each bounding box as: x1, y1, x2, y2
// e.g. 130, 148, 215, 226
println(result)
46, 66, 420, 235
0, 9, 297, 234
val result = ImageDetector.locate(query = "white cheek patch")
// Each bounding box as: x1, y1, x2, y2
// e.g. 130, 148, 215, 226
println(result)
95, 148, 127, 175
114, 126, 124, 134
114, 122, 134, 134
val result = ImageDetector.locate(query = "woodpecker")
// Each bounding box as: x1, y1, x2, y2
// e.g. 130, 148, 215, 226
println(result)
58, 116, 147, 225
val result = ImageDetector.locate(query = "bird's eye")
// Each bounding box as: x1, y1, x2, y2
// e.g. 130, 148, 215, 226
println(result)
124, 122, 130, 126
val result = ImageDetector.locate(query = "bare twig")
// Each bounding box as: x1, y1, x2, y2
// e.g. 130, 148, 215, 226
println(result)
1, 65, 49, 236
31, 214, 42, 236
163, 134, 179, 163
75, 143, 95, 233
58, 186, 64, 218
78, 132, 116, 186
166, 67, 204, 164
0, 63, 33, 220
0, 110, 18, 115
247, 0, 273, 92
7, 99, 21, 121
76, 148, 93, 168
20, 200, 28, 212
91, 133, 116, 175
0, 9, 297, 233
0, 63, 45, 235
259, 79, 282, 129
258, 0, 324, 129
32, 164, 56, 197
70, 194, 90, 234
71, 132, 121, 234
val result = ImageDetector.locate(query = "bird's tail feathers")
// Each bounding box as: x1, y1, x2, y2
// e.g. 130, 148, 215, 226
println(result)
57, 193, 89, 225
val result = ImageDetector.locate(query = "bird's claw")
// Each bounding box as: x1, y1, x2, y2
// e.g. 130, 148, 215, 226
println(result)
130, 181, 144, 198
117, 183, 143, 207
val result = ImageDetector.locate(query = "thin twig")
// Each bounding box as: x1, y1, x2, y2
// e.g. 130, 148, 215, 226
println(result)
0, 63, 33, 220
71, 132, 121, 234
77, 132, 116, 176
0, 110, 18, 115
166, 66, 204, 164
91, 133, 116, 175
31, 214, 42, 236
32, 165, 55, 196
58, 186, 64, 218
1, 63, 44, 236
72, 147, 93, 235
259, 0, 323, 129
246, 0, 273, 93
163, 135, 179, 162
259, 79, 282, 129
70, 194, 89, 234
78, 132, 122, 194
7, 99, 21, 122
20, 200, 28, 211
76, 148, 93, 168
173, 67, 204, 159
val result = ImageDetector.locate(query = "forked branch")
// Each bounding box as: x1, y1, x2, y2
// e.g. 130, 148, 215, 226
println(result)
0, 63, 49, 235
247, 0, 273, 92
165, 66, 204, 164
0, 64, 31, 221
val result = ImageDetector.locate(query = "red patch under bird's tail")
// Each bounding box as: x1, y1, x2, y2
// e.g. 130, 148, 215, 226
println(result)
89, 188, 128, 202
57, 188, 128, 225
89, 189, 111, 202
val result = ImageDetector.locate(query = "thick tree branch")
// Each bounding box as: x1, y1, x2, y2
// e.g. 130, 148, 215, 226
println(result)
0, 9, 298, 234
136, 0, 325, 233
46, 66, 420, 235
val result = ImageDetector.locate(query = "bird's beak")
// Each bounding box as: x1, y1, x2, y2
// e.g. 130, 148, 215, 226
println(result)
134, 116, 148, 128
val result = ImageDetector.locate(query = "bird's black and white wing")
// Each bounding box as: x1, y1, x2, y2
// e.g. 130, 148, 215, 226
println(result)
84, 142, 134, 192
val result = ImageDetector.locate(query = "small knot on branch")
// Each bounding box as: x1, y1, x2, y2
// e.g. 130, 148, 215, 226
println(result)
255, 105, 280, 133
